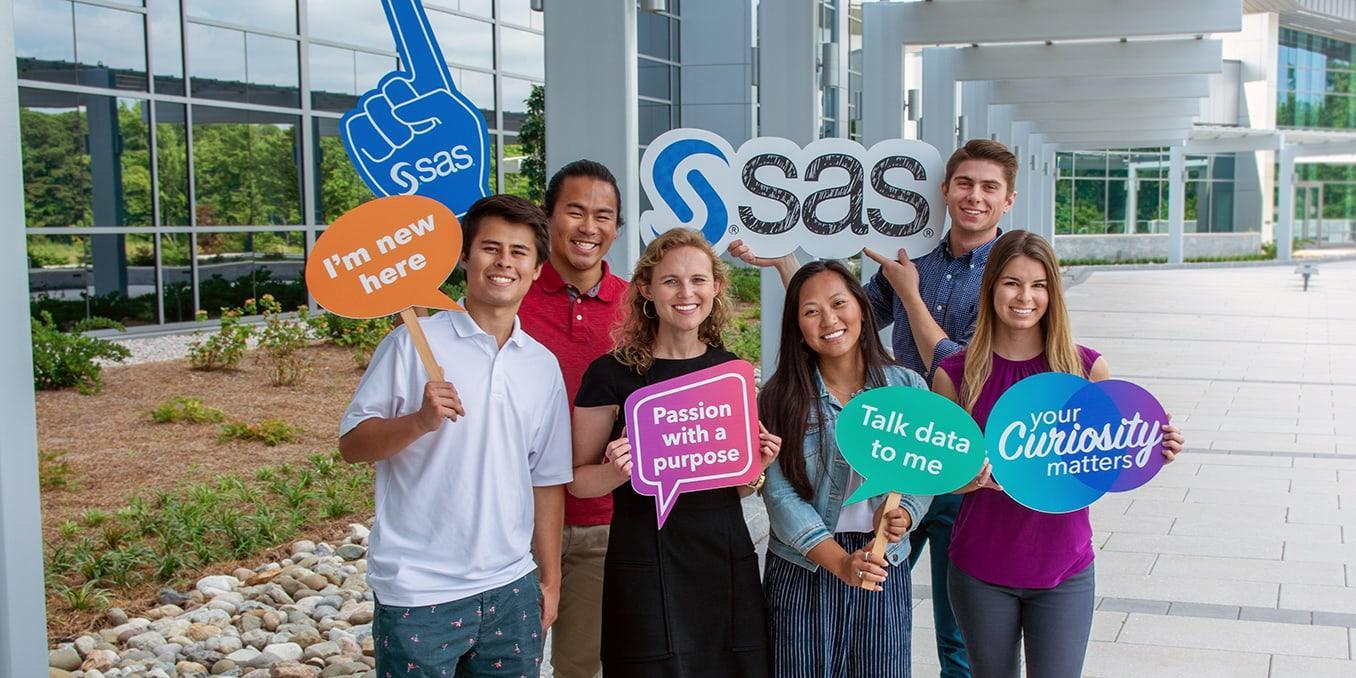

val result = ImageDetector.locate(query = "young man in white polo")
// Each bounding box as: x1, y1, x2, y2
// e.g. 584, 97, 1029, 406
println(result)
340, 194, 571, 677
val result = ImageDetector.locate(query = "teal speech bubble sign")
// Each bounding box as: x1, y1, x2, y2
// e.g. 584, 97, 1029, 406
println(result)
835, 386, 986, 504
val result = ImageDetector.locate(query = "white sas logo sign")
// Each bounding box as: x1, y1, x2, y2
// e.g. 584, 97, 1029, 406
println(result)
640, 128, 946, 259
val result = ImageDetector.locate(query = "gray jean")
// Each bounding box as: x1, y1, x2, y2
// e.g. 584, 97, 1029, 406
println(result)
947, 562, 1096, 678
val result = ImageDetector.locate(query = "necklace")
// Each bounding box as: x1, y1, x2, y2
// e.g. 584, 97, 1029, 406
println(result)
823, 378, 865, 405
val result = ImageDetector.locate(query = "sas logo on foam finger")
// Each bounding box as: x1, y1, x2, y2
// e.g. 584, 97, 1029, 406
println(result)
640, 128, 946, 259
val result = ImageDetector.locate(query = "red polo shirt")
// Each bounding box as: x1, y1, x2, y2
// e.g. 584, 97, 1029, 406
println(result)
519, 260, 629, 526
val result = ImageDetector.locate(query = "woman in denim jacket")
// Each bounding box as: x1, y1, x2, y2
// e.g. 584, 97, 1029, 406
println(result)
760, 260, 932, 678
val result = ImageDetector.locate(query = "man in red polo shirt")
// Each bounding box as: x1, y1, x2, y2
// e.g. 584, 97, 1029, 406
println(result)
518, 159, 627, 678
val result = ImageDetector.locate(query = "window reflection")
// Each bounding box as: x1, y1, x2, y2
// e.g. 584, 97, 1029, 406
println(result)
184, 0, 296, 34
639, 100, 673, 145
75, 2, 149, 91
313, 117, 375, 223
501, 136, 531, 199
499, 26, 543, 79
501, 76, 534, 132
191, 106, 302, 226
452, 68, 495, 127
306, 0, 393, 51
160, 232, 195, 322
498, 0, 532, 28
15, 0, 77, 84
196, 230, 306, 316
188, 24, 300, 107
156, 102, 191, 227
149, 0, 185, 94
426, 10, 494, 70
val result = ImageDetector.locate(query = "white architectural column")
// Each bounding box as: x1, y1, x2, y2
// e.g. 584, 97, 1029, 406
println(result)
756, 0, 817, 377
961, 81, 991, 142
0, 0, 50, 671
1168, 146, 1187, 264
1277, 143, 1296, 261
861, 2, 905, 146
543, 0, 639, 271
1126, 164, 1139, 232
920, 48, 958, 156
1041, 144, 1057, 241
680, 0, 755, 144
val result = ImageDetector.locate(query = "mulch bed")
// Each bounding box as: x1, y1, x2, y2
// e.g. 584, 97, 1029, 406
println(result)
36, 344, 373, 640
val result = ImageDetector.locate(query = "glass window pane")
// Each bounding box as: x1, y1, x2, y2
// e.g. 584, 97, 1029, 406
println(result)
187, 23, 246, 100
29, 234, 92, 328
160, 232, 194, 322
639, 59, 670, 100
15, 0, 77, 85
195, 231, 306, 315
20, 88, 90, 228
74, 3, 148, 91
1135, 180, 1163, 233
191, 106, 302, 226
501, 137, 532, 199
1105, 179, 1127, 233
306, 0, 393, 51
501, 76, 534, 132
451, 68, 495, 128
149, 0, 185, 94
155, 102, 190, 227
1073, 180, 1106, 234
117, 99, 154, 227
426, 10, 493, 70
499, 0, 532, 28
246, 33, 300, 107
639, 100, 672, 145
122, 232, 159, 325
185, 0, 296, 34
499, 26, 543, 79
458, 0, 493, 19
309, 44, 357, 112
313, 117, 376, 224
639, 12, 671, 60
1054, 179, 1072, 234
1073, 152, 1107, 177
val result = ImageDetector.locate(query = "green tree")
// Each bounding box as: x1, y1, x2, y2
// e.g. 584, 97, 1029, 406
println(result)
518, 84, 546, 204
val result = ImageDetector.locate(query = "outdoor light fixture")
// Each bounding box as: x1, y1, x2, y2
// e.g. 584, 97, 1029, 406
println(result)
956, 114, 968, 146
530, 0, 542, 11
820, 42, 840, 88
640, 0, 669, 12
905, 88, 920, 122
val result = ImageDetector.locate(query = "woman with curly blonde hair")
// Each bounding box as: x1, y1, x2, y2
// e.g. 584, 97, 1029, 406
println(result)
569, 228, 779, 677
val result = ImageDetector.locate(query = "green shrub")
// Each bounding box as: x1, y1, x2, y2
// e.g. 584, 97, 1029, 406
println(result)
722, 308, 761, 365
188, 307, 252, 371
219, 418, 303, 446
38, 450, 77, 491
728, 266, 762, 303
317, 314, 394, 368
256, 295, 316, 386
151, 396, 226, 424
31, 312, 131, 394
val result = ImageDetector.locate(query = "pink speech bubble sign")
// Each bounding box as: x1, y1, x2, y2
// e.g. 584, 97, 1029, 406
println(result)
624, 360, 761, 528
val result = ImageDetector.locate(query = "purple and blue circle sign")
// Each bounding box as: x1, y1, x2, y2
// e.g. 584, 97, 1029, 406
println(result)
986, 373, 1168, 514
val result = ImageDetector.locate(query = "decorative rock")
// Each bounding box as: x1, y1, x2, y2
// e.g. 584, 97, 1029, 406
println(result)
196, 575, 241, 595
159, 587, 192, 606
48, 668, 74, 678
288, 629, 323, 649
261, 642, 304, 664
146, 604, 184, 620
299, 573, 328, 592
301, 641, 340, 662
82, 649, 118, 672
233, 567, 256, 580
246, 568, 285, 586
211, 659, 237, 675
188, 623, 224, 642
335, 637, 363, 660
83, 670, 106, 678
240, 614, 264, 632
226, 647, 262, 664
291, 540, 317, 557
276, 575, 303, 598
243, 629, 272, 650
74, 634, 97, 658
48, 646, 81, 671
320, 662, 368, 677
343, 602, 373, 625
176, 660, 209, 675
270, 662, 321, 678
126, 631, 168, 653
334, 545, 366, 562
346, 524, 369, 543
263, 610, 284, 632
243, 671, 272, 678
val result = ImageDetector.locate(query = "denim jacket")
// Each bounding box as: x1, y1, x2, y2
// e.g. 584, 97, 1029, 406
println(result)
762, 364, 933, 572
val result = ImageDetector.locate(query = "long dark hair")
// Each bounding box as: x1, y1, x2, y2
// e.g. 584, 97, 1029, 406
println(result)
758, 260, 896, 500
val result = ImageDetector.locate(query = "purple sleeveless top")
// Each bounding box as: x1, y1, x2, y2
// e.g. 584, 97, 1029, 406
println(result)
940, 345, 1101, 589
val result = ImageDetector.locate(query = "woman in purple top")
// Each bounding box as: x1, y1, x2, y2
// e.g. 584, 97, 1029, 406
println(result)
930, 231, 1185, 678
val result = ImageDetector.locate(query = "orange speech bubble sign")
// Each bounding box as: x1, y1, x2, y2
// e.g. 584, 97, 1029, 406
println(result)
306, 195, 463, 318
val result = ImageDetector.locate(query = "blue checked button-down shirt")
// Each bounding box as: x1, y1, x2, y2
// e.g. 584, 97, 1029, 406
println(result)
865, 230, 1000, 378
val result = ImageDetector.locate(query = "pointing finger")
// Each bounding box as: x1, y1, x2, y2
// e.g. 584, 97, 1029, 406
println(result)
862, 247, 891, 267
383, 0, 452, 94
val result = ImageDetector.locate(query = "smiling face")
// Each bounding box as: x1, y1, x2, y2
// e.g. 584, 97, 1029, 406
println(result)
548, 176, 620, 276
992, 254, 1049, 331
943, 158, 1015, 239
460, 216, 543, 310
796, 270, 863, 361
642, 246, 720, 334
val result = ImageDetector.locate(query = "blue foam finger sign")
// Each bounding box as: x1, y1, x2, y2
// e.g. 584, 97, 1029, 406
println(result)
341, 0, 491, 217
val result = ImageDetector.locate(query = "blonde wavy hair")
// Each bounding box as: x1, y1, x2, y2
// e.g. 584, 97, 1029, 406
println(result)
610, 229, 733, 373
961, 230, 1084, 412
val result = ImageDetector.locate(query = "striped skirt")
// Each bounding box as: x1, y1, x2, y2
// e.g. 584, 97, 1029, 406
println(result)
764, 531, 913, 678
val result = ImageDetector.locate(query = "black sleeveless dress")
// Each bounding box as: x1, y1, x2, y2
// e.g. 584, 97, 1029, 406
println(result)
575, 348, 770, 678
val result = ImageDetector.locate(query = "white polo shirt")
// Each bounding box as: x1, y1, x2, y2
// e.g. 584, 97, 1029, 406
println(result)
340, 311, 572, 607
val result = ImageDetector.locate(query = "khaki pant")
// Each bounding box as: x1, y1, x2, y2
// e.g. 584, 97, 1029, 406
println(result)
551, 524, 609, 678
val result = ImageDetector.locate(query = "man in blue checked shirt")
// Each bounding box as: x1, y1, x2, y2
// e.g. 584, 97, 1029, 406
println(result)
731, 139, 1018, 678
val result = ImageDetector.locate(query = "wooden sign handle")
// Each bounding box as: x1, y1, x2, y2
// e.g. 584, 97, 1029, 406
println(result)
399, 308, 443, 382
861, 491, 902, 591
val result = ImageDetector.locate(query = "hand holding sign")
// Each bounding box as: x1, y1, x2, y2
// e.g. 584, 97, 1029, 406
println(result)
625, 361, 760, 528
305, 195, 463, 382
985, 373, 1172, 514
342, 0, 490, 217
835, 386, 985, 590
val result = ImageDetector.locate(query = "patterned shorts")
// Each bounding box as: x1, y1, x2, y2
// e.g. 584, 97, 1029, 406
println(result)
374, 573, 544, 677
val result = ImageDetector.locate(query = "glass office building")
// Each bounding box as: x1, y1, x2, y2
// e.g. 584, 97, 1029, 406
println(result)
16, 0, 681, 329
